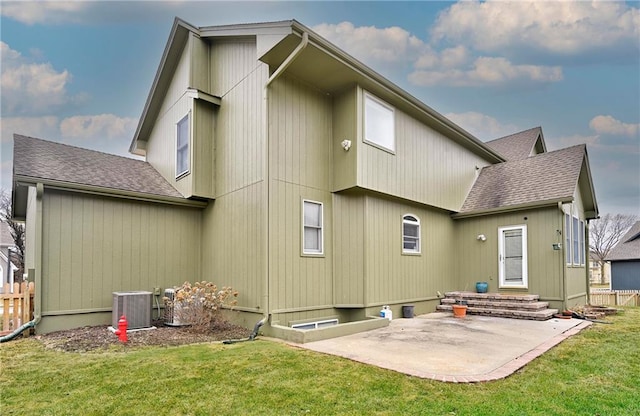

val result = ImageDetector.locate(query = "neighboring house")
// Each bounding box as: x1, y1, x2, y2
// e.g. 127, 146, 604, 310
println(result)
0, 221, 19, 292
589, 251, 610, 285
606, 221, 640, 290
11, 18, 598, 337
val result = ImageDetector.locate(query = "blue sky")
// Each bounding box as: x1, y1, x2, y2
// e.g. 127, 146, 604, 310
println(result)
1, 1, 638, 215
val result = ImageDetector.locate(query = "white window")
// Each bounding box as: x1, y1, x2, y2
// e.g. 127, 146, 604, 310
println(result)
402, 215, 420, 254
303, 200, 323, 255
565, 213, 572, 265
579, 220, 585, 266
364, 92, 395, 152
176, 113, 190, 177
572, 216, 580, 265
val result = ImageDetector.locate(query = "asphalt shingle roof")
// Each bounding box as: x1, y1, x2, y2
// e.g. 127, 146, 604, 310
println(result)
485, 127, 542, 161
0, 222, 13, 247
13, 134, 183, 199
606, 221, 640, 261
459, 145, 585, 214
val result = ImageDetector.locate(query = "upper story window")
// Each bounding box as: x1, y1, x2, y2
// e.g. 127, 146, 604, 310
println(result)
303, 200, 323, 255
364, 92, 395, 153
402, 214, 420, 254
176, 113, 190, 178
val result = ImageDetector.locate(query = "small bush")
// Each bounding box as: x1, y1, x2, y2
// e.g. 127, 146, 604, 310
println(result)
164, 281, 238, 332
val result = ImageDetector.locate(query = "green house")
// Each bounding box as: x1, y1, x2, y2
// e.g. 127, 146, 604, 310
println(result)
12, 19, 598, 339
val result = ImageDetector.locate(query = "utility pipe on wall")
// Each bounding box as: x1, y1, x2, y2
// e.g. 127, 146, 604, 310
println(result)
261, 31, 309, 324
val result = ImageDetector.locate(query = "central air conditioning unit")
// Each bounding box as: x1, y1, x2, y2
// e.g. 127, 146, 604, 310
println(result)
112, 291, 152, 330
163, 288, 189, 326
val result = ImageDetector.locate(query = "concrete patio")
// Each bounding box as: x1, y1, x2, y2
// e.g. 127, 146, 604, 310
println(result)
297, 312, 592, 383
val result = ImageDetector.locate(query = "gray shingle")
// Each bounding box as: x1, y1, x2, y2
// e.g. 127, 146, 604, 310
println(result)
485, 127, 542, 161
13, 135, 183, 199
460, 145, 585, 213
606, 221, 640, 261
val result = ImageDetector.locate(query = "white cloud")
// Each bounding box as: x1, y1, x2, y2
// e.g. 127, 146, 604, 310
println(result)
589, 115, 640, 138
431, 0, 640, 62
410, 57, 562, 87
314, 21, 564, 89
1, 116, 60, 144
0, 1, 86, 25
313, 21, 428, 66
444, 111, 519, 141
59, 114, 138, 140
0, 42, 84, 116
552, 134, 600, 150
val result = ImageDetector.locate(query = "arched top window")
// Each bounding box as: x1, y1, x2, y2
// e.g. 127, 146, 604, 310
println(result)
403, 214, 420, 254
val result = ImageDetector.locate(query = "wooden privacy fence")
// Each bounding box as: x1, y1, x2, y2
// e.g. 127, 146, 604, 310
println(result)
0, 282, 35, 335
590, 290, 640, 307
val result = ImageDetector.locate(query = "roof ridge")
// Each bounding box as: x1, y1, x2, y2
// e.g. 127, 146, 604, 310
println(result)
487, 126, 541, 144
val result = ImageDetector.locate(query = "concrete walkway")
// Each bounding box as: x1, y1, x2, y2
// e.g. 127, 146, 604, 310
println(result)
298, 312, 592, 383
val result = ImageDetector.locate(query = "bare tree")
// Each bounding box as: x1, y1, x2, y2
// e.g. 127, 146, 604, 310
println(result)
589, 213, 638, 284
0, 188, 25, 283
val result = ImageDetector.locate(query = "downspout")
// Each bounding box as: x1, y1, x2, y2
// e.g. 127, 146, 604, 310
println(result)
1, 184, 43, 343
261, 32, 309, 324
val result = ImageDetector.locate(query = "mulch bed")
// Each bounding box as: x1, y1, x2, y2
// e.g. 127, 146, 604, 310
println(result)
33, 319, 252, 353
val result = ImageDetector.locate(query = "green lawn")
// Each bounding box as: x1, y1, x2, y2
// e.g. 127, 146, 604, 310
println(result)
1, 309, 639, 416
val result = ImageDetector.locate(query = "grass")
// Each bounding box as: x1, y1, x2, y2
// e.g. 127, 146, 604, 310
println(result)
1, 309, 639, 416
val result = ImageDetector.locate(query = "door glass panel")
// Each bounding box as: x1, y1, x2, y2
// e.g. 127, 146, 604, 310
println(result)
504, 229, 523, 284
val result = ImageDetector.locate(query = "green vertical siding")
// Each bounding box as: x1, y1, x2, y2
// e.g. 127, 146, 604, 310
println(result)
210, 40, 260, 98
199, 38, 268, 314
193, 100, 215, 198
200, 183, 265, 312
454, 207, 565, 300
268, 74, 334, 313
333, 193, 365, 306
40, 190, 201, 315
332, 87, 357, 191
364, 195, 456, 305
214, 59, 267, 197
357, 87, 491, 212
190, 34, 210, 93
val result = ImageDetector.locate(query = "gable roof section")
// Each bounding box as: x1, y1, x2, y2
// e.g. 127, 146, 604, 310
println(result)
606, 221, 640, 261
131, 17, 505, 164
456, 145, 587, 217
485, 127, 547, 161
12, 135, 203, 217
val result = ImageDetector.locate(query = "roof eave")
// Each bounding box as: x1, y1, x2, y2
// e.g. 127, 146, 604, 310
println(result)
452, 197, 571, 219
13, 175, 208, 209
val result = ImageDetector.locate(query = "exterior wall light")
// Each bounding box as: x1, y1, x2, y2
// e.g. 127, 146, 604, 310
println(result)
477, 234, 486, 242
341, 139, 352, 151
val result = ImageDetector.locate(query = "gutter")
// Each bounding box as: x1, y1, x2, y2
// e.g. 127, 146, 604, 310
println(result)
451, 197, 573, 219
261, 31, 309, 321
14, 176, 207, 209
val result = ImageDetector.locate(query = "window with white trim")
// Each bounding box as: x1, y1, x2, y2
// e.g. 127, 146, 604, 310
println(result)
176, 113, 190, 177
565, 213, 572, 265
303, 200, 323, 255
402, 215, 420, 254
572, 216, 580, 265
579, 220, 585, 266
364, 92, 395, 152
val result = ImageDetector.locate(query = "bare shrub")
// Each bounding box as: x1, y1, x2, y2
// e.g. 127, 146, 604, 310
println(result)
164, 281, 238, 333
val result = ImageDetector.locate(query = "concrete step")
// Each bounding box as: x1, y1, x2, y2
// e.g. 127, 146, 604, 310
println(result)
444, 291, 540, 302
440, 298, 550, 311
436, 304, 559, 321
